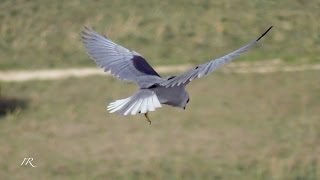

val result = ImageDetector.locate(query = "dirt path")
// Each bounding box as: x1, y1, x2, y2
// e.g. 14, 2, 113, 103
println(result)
1, 60, 319, 82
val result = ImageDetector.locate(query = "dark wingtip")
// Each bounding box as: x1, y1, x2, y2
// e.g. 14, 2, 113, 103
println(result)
81, 26, 90, 38
256, 26, 273, 41
82, 26, 95, 34
81, 27, 110, 39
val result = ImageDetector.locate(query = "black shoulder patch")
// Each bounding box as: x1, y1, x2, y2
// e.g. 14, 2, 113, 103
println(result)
147, 84, 158, 89
168, 76, 176, 80
132, 55, 161, 77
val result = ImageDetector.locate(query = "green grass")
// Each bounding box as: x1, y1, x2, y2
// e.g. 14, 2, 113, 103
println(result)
0, 0, 320, 70
1, 70, 319, 179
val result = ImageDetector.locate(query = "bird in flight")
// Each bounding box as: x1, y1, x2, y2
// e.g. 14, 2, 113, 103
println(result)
82, 26, 273, 124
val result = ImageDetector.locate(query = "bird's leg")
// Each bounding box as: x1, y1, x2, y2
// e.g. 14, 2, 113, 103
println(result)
144, 113, 151, 124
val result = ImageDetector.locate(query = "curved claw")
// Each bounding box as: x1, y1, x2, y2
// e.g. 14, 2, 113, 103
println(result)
144, 113, 151, 124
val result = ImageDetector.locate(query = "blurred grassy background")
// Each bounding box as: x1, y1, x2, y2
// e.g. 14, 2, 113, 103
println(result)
1, 0, 320, 179
0, 0, 319, 70
1, 72, 319, 179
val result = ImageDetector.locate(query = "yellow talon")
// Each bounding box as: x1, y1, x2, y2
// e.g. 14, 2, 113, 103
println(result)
144, 113, 151, 124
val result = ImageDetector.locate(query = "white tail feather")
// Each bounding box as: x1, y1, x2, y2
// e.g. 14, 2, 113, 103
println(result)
124, 101, 138, 115
131, 99, 143, 115
107, 90, 162, 115
147, 97, 155, 111
139, 98, 148, 114
152, 95, 161, 108
109, 98, 131, 113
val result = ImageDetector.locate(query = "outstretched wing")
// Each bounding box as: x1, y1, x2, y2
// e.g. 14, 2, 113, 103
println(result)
81, 27, 163, 88
160, 26, 273, 87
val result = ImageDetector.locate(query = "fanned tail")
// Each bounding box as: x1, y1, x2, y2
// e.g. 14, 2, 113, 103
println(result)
107, 89, 162, 115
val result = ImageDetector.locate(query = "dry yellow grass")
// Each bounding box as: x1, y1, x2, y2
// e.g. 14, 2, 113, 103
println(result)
1, 70, 319, 179
1, 0, 320, 70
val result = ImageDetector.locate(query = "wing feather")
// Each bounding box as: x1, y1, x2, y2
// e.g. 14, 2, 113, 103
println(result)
160, 26, 273, 87
82, 27, 163, 88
